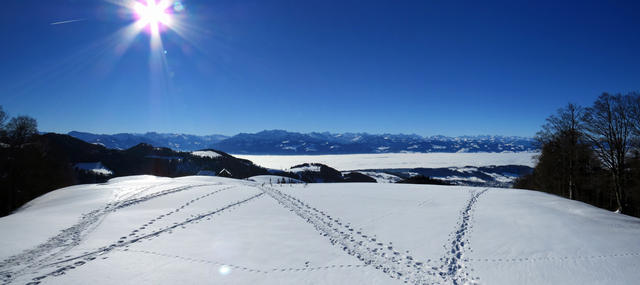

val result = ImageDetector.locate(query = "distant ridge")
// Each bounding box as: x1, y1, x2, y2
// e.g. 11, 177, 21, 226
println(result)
68, 130, 535, 154
68, 131, 229, 151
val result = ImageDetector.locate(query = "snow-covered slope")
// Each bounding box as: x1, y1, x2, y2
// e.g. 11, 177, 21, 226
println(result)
1, 176, 639, 284
248, 175, 304, 184
350, 171, 403, 183
190, 150, 222, 159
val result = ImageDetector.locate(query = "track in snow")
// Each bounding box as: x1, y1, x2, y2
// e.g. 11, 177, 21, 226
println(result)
3, 181, 492, 285
260, 185, 490, 285
23, 190, 264, 285
0, 183, 222, 284
0, 183, 261, 284
119, 249, 367, 274
260, 185, 445, 284
117, 185, 236, 244
438, 188, 488, 284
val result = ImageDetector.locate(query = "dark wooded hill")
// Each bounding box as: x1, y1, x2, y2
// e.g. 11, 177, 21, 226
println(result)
0, 133, 269, 216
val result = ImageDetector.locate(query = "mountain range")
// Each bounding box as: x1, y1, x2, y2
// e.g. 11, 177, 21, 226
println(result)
68, 130, 535, 154
68, 131, 228, 151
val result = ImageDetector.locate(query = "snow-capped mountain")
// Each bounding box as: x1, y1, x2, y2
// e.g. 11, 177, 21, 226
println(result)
68, 131, 229, 151
69, 130, 535, 154
212, 130, 535, 154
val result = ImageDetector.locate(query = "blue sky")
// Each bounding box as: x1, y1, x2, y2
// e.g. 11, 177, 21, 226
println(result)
0, 0, 638, 137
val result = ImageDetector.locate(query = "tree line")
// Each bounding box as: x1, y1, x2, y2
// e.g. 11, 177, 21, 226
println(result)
514, 92, 640, 217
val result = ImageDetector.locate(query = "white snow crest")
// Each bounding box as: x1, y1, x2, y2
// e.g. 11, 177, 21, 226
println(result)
191, 150, 222, 159
289, 165, 321, 173
74, 162, 113, 176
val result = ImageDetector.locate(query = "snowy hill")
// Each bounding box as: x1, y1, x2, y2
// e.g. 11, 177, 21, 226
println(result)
1, 176, 639, 284
68, 130, 535, 154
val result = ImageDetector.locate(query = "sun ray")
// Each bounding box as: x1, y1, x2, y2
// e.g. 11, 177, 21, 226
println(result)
133, 0, 174, 35
110, 0, 187, 96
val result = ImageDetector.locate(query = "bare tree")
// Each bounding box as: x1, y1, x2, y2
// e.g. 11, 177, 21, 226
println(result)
6, 115, 38, 145
537, 104, 583, 143
0, 105, 7, 130
630, 93, 640, 148
582, 93, 635, 212
535, 103, 584, 199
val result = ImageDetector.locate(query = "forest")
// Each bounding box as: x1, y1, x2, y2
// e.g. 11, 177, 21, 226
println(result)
515, 92, 640, 217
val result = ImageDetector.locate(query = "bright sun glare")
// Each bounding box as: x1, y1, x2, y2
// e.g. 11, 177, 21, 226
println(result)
133, 0, 173, 35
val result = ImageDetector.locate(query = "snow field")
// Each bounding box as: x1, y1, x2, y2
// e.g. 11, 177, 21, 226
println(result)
468, 189, 640, 284
1, 175, 639, 284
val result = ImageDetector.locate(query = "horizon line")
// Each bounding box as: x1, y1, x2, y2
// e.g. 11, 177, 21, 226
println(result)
47, 130, 535, 139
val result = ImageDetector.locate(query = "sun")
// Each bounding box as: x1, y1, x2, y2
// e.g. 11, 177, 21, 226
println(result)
133, 0, 173, 35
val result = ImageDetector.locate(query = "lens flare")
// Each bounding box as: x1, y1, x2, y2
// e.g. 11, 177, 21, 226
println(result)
95, 0, 195, 90
173, 1, 184, 12
133, 0, 173, 35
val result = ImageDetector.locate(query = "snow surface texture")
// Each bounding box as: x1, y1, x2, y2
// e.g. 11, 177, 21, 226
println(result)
191, 151, 222, 159
236, 152, 537, 171
1, 176, 639, 284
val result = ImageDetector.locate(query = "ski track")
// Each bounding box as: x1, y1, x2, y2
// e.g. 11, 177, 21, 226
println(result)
0, 183, 223, 284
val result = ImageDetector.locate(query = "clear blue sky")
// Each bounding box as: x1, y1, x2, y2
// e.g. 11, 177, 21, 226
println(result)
1, 0, 638, 137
